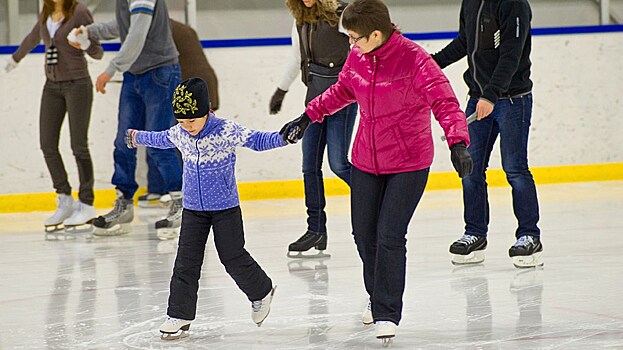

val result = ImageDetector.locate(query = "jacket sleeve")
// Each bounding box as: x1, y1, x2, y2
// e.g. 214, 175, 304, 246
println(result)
78, 5, 103, 60
481, 1, 531, 103
11, 21, 42, 63
414, 50, 470, 148
134, 129, 177, 149
431, 2, 467, 68
304, 52, 356, 123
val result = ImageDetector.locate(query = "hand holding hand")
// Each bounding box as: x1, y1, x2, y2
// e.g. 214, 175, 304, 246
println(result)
125, 129, 138, 149
450, 141, 473, 178
269, 88, 287, 114
279, 113, 311, 144
4, 57, 17, 73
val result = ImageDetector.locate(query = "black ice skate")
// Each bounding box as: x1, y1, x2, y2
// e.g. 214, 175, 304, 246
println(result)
449, 234, 487, 265
92, 190, 134, 236
287, 231, 330, 258
159, 316, 191, 340
509, 235, 543, 268
155, 192, 182, 240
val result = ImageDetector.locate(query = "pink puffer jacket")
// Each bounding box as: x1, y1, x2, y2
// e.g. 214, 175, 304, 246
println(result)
305, 31, 469, 175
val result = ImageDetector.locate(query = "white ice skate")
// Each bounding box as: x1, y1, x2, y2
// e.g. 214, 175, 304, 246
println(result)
509, 235, 544, 268
156, 191, 182, 240
450, 234, 487, 265
137, 192, 163, 208
44, 194, 75, 233
63, 201, 96, 233
159, 316, 191, 340
362, 300, 373, 326
92, 190, 134, 236
376, 321, 396, 347
251, 286, 277, 327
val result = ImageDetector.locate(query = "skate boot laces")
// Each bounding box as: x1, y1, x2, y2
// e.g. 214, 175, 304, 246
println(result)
514, 235, 534, 247
167, 198, 183, 221
457, 234, 479, 245
102, 197, 128, 222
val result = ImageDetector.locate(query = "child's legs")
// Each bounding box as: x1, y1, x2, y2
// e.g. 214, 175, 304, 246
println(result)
212, 206, 272, 301
167, 209, 211, 320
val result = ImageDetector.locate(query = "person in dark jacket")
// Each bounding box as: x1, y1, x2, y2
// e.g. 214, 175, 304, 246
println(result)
432, 0, 543, 268
126, 78, 288, 339
280, 0, 472, 343
270, 0, 358, 257
5, 0, 103, 233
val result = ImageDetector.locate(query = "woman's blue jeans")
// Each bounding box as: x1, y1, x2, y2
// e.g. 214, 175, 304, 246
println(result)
301, 103, 357, 234
463, 94, 540, 239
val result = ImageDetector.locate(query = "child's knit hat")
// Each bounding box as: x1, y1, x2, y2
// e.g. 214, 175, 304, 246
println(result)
172, 77, 210, 119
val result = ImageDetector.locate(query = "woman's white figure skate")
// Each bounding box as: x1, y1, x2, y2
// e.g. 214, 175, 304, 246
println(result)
251, 286, 277, 327
376, 321, 396, 347
44, 194, 75, 233
159, 316, 191, 340
63, 201, 96, 233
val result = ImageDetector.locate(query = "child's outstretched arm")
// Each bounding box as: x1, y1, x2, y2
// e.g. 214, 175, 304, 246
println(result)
125, 127, 177, 149
228, 121, 288, 152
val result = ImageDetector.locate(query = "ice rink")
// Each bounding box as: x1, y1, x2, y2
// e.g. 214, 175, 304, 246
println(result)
0, 181, 622, 349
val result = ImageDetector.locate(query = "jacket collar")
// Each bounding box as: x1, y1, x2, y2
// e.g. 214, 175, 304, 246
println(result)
362, 30, 401, 58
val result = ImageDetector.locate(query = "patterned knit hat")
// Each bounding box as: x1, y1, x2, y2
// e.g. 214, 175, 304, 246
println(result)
172, 77, 210, 119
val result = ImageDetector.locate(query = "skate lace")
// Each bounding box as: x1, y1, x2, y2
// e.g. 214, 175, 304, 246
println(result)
103, 198, 126, 221
513, 235, 534, 247
251, 300, 264, 313
165, 316, 183, 325
167, 199, 183, 220
457, 234, 479, 245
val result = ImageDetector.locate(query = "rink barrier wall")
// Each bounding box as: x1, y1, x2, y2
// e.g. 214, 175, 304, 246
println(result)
0, 162, 621, 213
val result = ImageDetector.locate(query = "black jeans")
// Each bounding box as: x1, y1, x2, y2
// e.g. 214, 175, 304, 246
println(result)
351, 166, 429, 325
167, 206, 273, 320
39, 78, 94, 205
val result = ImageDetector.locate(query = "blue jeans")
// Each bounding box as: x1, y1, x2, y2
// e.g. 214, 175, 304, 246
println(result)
302, 103, 357, 234
112, 64, 183, 199
351, 166, 429, 325
463, 94, 540, 238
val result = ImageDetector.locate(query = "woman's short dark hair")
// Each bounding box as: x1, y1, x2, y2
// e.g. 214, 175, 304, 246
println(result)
342, 0, 393, 39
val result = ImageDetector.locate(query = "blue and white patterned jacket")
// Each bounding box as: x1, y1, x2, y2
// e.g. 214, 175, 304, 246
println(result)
134, 113, 287, 211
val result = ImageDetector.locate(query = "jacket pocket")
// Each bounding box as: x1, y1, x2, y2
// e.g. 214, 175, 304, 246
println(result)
478, 14, 500, 50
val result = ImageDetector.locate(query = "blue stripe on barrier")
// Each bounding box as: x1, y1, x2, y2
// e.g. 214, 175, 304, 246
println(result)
1, 24, 622, 54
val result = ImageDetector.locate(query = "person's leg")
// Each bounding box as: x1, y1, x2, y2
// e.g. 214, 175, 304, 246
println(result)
498, 94, 540, 238
112, 73, 145, 199
39, 81, 71, 196
146, 152, 167, 195
64, 78, 95, 205
212, 206, 272, 301
462, 98, 499, 237
326, 103, 357, 185
142, 64, 183, 194
301, 120, 327, 235
373, 169, 428, 325
167, 209, 211, 320
350, 167, 384, 299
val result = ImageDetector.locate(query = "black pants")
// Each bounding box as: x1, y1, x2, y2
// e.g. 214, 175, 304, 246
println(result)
39, 78, 94, 205
167, 206, 273, 320
351, 166, 429, 325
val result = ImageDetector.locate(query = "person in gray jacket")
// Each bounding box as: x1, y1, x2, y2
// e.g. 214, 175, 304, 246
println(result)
69, 0, 183, 236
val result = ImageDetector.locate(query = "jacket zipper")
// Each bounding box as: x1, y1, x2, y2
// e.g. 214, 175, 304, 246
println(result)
195, 138, 204, 209
471, 0, 486, 94
370, 55, 379, 175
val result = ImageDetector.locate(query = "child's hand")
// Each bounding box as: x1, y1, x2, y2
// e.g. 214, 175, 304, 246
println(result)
125, 129, 138, 148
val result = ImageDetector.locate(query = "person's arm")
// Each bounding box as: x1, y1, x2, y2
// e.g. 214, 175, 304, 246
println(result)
11, 21, 43, 63
278, 21, 302, 91
431, 2, 468, 68
78, 6, 103, 60
480, 1, 531, 104
226, 121, 287, 151
87, 19, 120, 41
304, 52, 356, 123
132, 128, 177, 149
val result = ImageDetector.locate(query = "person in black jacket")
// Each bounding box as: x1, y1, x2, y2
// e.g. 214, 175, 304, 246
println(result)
432, 0, 543, 268
270, 0, 358, 257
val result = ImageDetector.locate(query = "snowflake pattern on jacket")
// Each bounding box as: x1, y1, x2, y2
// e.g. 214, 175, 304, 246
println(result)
134, 113, 287, 211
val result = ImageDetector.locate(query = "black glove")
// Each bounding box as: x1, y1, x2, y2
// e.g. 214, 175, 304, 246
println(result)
450, 141, 473, 178
279, 113, 311, 144
269, 88, 287, 114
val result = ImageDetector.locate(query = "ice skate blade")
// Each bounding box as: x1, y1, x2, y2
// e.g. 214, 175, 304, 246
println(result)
512, 252, 543, 269
157, 227, 181, 240
64, 223, 94, 234
451, 250, 485, 265
380, 337, 394, 347
44, 224, 64, 233
287, 251, 331, 259
93, 223, 131, 237
160, 330, 189, 340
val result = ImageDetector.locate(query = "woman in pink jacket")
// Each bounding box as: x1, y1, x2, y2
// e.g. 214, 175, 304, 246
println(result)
280, 0, 472, 344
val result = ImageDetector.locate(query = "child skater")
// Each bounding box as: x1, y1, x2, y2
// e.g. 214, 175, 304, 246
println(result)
126, 77, 290, 339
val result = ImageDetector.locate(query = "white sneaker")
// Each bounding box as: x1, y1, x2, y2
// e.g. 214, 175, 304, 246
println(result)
64, 201, 96, 226
251, 286, 277, 327
362, 300, 373, 325
44, 194, 75, 232
159, 316, 191, 340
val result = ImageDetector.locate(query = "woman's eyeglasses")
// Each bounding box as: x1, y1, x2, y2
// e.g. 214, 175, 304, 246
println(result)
349, 34, 368, 43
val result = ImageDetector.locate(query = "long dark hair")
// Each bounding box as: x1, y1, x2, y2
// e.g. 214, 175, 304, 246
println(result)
40, 0, 77, 25
285, 0, 341, 26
